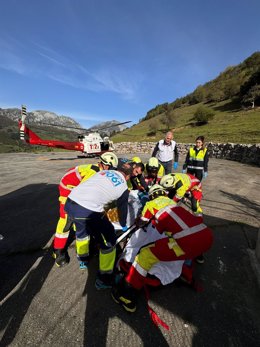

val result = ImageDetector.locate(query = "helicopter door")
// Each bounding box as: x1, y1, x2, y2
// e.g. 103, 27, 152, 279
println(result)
85, 142, 101, 153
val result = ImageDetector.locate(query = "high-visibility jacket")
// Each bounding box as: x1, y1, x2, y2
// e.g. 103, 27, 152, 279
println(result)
170, 173, 202, 202
184, 147, 208, 172
144, 164, 165, 188
59, 164, 100, 199
125, 202, 213, 289
141, 196, 175, 223
53, 163, 100, 250
127, 174, 148, 191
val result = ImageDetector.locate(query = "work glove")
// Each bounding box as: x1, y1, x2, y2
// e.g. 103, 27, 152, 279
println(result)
203, 172, 208, 179
182, 169, 187, 174
121, 226, 128, 232
173, 162, 178, 170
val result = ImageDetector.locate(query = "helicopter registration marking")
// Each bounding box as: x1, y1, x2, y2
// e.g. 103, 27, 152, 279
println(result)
101, 171, 124, 187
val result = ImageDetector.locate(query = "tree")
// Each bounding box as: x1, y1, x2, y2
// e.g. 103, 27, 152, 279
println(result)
161, 108, 177, 130
242, 84, 260, 108
189, 85, 206, 104
148, 119, 159, 136
194, 106, 214, 125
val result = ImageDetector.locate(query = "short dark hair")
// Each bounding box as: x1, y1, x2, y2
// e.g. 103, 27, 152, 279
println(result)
118, 162, 133, 176
132, 162, 145, 172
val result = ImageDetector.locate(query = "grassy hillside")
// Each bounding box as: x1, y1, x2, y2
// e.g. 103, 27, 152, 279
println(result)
113, 52, 260, 145
112, 99, 260, 144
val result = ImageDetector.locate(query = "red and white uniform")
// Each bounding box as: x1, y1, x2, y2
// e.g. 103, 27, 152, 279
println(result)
125, 203, 213, 289
53, 164, 100, 250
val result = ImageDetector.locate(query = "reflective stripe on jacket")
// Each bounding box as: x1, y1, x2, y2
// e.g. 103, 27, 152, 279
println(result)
60, 164, 100, 191
187, 147, 207, 171
141, 196, 175, 222
172, 173, 201, 201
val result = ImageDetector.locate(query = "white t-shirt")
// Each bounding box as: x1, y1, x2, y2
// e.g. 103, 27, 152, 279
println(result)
68, 170, 128, 212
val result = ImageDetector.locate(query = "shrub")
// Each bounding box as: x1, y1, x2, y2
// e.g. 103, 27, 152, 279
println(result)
194, 106, 214, 125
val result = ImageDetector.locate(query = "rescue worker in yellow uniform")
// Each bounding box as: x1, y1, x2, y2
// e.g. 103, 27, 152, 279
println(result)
182, 136, 209, 181
127, 157, 148, 192
144, 157, 165, 189
111, 184, 213, 312
52, 152, 118, 267
160, 173, 203, 215
65, 162, 133, 289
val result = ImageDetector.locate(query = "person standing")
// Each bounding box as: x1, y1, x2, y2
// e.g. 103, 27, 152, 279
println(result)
52, 152, 118, 267
182, 136, 209, 264
65, 162, 133, 289
182, 136, 209, 181
152, 131, 179, 174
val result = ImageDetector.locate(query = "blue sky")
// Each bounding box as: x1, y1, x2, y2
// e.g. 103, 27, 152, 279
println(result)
0, 0, 259, 128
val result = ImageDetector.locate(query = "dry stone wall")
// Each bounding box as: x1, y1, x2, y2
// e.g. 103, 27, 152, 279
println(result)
114, 142, 260, 166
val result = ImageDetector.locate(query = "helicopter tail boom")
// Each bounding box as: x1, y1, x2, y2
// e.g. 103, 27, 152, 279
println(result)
18, 105, 85, 151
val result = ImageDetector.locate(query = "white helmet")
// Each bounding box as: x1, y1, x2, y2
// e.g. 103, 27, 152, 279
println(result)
160, 174, 176, 188
100, 152, 118, 168
148, 184, 166, 199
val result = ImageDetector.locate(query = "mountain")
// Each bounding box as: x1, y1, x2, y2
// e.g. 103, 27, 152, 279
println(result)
0, 108, 83, 131
89, 120, 129, 136
112, 51, 260, 144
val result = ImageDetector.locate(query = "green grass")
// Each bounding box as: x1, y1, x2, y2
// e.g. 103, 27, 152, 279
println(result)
112, 100, 260, 144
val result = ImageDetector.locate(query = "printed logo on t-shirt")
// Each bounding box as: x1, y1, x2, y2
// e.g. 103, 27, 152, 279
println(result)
100, 171, 124, 187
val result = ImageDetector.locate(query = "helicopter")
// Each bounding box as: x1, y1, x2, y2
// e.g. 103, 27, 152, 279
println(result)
18, 105, 131, 157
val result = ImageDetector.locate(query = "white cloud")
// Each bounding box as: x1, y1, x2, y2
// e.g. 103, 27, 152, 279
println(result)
0, 38, 26, 74
0, 38, 142, 101
33, 44, 142, 100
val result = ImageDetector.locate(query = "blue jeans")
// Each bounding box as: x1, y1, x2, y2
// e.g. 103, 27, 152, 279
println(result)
159, 160, 172, 174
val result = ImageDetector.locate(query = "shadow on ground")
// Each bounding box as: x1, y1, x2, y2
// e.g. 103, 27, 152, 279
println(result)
0, 184, 58, 300
0, 251, 54, 347
82, 214, 260, 347
0, 184, 260, 346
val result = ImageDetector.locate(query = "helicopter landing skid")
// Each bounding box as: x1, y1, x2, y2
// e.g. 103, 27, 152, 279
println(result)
77, 154, 98, 159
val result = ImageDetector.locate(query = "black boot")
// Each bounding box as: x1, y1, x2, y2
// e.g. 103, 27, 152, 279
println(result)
95, 272, 113, 290
52, 249, 70, 267
111, 279, 137, 313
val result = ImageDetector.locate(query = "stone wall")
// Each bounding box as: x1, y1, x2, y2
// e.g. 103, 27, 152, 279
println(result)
114, 142, 260, 166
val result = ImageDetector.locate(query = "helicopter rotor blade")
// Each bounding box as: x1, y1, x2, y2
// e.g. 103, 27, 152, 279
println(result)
40, 123, 85, 131
40, 120, 132, 132
94, 121, 132, 131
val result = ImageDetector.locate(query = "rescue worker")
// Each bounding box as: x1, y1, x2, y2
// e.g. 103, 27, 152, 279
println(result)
128, 157, 148, 192
144, 157, 165, 189
182, 136, 209, 181
111, 184, 213, 312
160, 173, 203, 215
65, 162, 133, 289
52, 152, 118, 267
152, 131, 179, 174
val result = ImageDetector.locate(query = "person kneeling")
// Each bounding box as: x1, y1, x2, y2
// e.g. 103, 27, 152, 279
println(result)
111, 184, 213, 312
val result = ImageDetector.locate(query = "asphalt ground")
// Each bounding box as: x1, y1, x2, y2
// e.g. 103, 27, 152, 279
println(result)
0, 152, 260, 347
